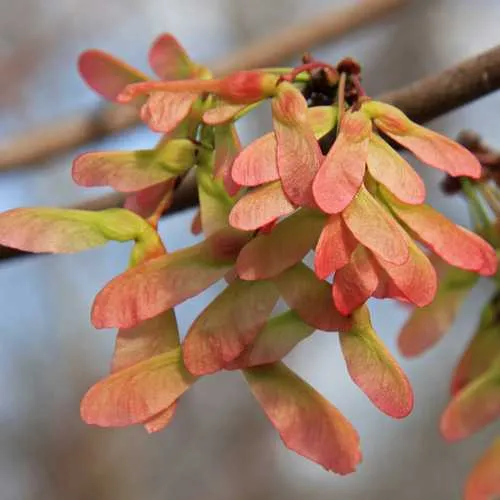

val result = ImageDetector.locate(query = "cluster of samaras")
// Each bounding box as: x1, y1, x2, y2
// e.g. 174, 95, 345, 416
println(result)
0, 34, 498, 489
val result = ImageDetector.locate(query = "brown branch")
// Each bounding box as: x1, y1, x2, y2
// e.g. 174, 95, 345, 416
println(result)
381, 44, 500, 123
3, 46, 500, 263
67, 43, 500, 215
0, 0, 405, 170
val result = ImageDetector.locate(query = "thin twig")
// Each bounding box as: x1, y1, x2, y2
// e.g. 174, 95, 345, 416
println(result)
0, 0, 406, 170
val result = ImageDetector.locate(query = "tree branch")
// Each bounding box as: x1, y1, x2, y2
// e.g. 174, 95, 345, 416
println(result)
72, 43, 500, 216
382, 44, 500, 123
0, 0, 405, 171
3, 41, 500, 262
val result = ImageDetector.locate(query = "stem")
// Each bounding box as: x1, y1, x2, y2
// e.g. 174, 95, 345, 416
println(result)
192, 139, 214, 152
479, 183, 500, 217
461, 178, 492, 232
255, 67, 312, 81
351, 74, 367, 98
337, 72, 347, 133
289, 72, 314, 83
255, 67, 294, 73
285, 62, 338, 82
147, 186, 174, 229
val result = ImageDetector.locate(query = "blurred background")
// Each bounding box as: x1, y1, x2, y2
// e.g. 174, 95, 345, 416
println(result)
0, 0, 499, 498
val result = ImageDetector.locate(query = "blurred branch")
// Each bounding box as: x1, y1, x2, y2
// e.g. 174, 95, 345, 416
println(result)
4, 43, 500, 262
0, 0, 405, 170
382, 44, 500, 123
63, 44, 500, 210
3, 45, 500, 263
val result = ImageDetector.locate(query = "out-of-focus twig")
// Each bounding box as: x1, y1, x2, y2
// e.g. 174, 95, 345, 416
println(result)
0, 0, 405, 170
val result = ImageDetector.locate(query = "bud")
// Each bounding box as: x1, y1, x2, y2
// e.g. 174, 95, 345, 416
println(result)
217, 71, 279, 104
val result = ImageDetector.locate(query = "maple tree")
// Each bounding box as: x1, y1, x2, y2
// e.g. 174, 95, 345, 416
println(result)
0, 33, 498, 497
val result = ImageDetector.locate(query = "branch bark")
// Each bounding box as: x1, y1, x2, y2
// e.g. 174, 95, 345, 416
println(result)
0, 0, 405, 171
71, 43, 500, 217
